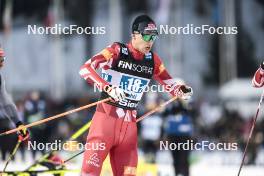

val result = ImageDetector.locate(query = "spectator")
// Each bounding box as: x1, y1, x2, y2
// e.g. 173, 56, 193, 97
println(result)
163, 100, 194, 176
24, 91, 47, 158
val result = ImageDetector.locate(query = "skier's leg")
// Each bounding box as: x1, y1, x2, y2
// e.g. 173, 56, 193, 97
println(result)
81, 111, 114, 176
110, 121, 138, 176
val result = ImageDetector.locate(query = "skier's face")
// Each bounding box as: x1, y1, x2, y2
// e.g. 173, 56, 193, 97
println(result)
132, 33, 155, 54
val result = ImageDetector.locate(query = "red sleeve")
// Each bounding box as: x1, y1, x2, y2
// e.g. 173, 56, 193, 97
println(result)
152, 53, 182, 96
79, 43, 120, 91
252, 68, 264, 88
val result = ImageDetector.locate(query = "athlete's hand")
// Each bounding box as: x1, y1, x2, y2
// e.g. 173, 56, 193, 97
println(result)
16, 121, 30, 142
174, 85, 193, 100
105, 85, 126, 102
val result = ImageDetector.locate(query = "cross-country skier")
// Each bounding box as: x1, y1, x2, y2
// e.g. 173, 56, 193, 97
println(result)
0, 48, 29, 142
79, 15, 193, 176
252, 62, 264, 87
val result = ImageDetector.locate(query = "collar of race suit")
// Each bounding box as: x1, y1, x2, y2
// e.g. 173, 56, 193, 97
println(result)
127, 42, 146, 61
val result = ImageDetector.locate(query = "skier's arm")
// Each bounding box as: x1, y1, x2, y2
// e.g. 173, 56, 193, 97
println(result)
0, 49, 29, 141
79, 43, 125, 101
1, 84, 29, 141
4, 103, 20, 124
252, 62, 264, 88
79, 44, 119, 90
0, 75, 21, 124
153, 54, 193, 99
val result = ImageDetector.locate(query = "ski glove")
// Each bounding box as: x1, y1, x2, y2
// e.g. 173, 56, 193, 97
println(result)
105, 85, 126, 102
16, 121, 30, 142
174, 85, 193, 100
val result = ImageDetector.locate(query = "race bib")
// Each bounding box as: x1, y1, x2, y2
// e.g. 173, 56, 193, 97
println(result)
119, 74, 149, 101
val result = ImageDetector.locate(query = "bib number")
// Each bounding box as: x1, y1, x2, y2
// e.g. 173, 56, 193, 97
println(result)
120, 75, 149, 101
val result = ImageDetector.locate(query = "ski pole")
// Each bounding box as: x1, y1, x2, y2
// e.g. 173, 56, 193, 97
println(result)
237, 88, 264, 176
25, 121, 92, 171
62, 96, 179, 163
63, 151, 84, 164
0, 98, 111, 137
3, 139, 22, 172
136, 96, 178, 122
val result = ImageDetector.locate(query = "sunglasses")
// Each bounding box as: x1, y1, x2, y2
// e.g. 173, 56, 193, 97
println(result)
134, 32, 158, 42
141, 33, 158, 42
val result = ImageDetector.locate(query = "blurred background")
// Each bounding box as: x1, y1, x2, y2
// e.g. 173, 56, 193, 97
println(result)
0, 0, 264, 175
